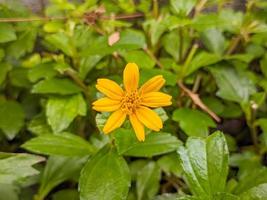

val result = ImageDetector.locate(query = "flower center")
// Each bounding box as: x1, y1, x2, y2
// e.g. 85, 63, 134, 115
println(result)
121, 90, 141, 115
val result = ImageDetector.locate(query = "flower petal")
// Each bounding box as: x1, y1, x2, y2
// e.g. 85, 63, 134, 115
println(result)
92, 98, 121, 112
129, 113, 145, 142
123, 63, 139, 92
96, 78, 124, 100
136, 106, 162, 131
141, 92, 172, 108
139, 75, 165, 94
103, 109, 126, 134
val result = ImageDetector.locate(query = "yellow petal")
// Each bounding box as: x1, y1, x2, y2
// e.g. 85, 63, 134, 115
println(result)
141, 92, 172, 108
139, 75, 165, 94
123, 63, 139, 92
129, 113, 145, 142
92, 98, 121, 112
136, 106, 162, 131
103, 109, 126, 134
96, 78, 124, 100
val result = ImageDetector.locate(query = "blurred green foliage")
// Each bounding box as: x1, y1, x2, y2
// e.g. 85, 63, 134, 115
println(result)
1, 0, 267, 199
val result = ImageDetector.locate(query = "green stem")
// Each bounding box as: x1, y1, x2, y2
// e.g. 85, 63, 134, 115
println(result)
181, 43, 198, 78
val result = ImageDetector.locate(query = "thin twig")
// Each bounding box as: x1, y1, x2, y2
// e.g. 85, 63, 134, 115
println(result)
0, 16, 68, 22
0, 13, 144, 23
226, 35, 241, 55
194, 0, 208, 17
143, 47, 164, 69
178, 81, 221, 123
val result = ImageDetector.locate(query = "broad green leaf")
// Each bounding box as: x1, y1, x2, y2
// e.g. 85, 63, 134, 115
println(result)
27, 113, 52, 135
52, 189, 79, 200
114, 128, 182, 157
170, 0, 197, 16
46, 94, 86, 132
28, 62, 57, 82
157, 153, 182, 177
136, 161, 161, 200
0, 23, 16, 43
9, 68, 31, 88
0, 62, 11, 85
143, 18, 168, 46
7, 29, 37, 58
209, 66, 256, 103
45, 32, 75, 57
0, 153, 44, 184
79, 146, 131, 200
154, 194, 182, 200
0, 49, 4, 61
240, 183, 267, 200
0, 184, 19, 200
185, 52, 222, 76
115, 29, 146, 50
260, 54, 267, 78
79, 55, 102, 79
81, 29, 145, 56
177, 131, 229, 198
141, 68, 177, 86
129, 160, 149, 181
122, 50, 155, 69
200, 28, 225, 55
233, 167, 267, 195
37, 156, 86, 199
32, 78, 82, 95
0, 101, 25, 140
22, 132, 95, 156
172, 108, 216, 137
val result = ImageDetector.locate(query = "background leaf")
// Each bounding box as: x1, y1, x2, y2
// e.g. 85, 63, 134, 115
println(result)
79, 146, 131, 200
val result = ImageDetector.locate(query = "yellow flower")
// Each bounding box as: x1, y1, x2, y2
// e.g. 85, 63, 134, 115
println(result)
92, 63, 172, 141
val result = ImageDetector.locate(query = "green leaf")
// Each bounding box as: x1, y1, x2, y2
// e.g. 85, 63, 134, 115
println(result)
46, 94, 86, 132
79, 146, 131, 200
115, 29, 146, 50
0, 101, 25, 140
136, 161, 161, 200
157, 153, 182, 177
52, 189, 79, 200
170, 0, 197, 16
260, 54, 267, 78
114, 128, 182, 157
186, 52, 222, 76
32, 78, 82, 95
0, 23, 16, 43
22, 132, 95, 156
233, 167, 267, 195
141, 68, 177, 86
154, 194, 182, 200
0, 184, 19, 200
79, 55, 102, 80
240, 183, 267, 200
28, 62, 58, 82
209, 66, 256, 103
45, 32, 75, 57
177, 131, 229, 198
172, 108, 216, 137
0, 153, 44, 184
0, 49, 4, 62
27, 113, 52, 135
38, 156, 86, 199
7, 29, 37, 58
81, 29, 145, 56
0, 62, 11, 85
121, 50, 155, 69
200, 28, 225, 55
9, 67, 31, 88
